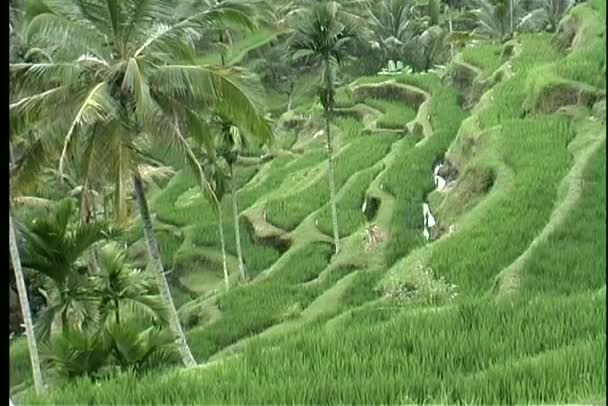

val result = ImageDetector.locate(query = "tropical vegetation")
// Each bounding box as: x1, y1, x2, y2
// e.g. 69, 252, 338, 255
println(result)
9, 0, 605, 404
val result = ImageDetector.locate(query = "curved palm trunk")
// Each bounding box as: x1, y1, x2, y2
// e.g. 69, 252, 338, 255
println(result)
9, 211, 45, 394
230, 166, 246, 282
325, 111, 341, 254
217, 207, 230, 290
132, 174, 196, 368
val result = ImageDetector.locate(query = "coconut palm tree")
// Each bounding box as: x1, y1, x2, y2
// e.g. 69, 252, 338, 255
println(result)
10, 0, 272, 367
365, 0, 424, 64
9, 200, 45, 394
9, 9, 44, 393
289, 1, 359, 254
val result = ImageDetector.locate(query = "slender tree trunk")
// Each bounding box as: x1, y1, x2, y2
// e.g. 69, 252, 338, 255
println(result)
132, 173, 196, 368
219, 32, 226, 66
230, 166, 246, 282
448, 6, 455, 58
114, 299, 120, 324
287, 83, 294, 112
217, 208, 230, 290
80, 185, 100, 274
510, 0, 514, 36
325, 110, 340, 254
61, 307, 68, 334
9, 211, 45, 394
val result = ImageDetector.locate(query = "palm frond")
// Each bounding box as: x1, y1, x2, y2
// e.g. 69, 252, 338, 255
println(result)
150, 65, 273, 143
168, 115, 220, 211
122, 58, 155, 123
10, 62, 81, 92
58, 82, 119, 177
41, 326, 110, 377
25, 11, 108, 60
68, 221, 123, 263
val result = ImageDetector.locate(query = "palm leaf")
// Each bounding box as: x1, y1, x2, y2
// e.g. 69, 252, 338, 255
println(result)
58, 82, 119, 177
150, 65, 272, 142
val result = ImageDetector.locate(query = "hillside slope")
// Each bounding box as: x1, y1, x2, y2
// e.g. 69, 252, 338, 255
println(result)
12, 1, 606, 404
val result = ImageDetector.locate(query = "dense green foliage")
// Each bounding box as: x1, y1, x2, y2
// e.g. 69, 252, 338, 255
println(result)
10, 0, 606, 404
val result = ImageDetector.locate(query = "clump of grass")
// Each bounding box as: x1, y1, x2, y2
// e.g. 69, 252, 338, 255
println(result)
460, 43, 504, 79
387, 263, 458, 305
334, 87, 354, 108
339, 270, 384, 308
365, 98, 417, 130
9, 338, 31, 392
335, 117, 364, 140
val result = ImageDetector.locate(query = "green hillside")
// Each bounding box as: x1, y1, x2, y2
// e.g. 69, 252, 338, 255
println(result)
9, 0, 606, 404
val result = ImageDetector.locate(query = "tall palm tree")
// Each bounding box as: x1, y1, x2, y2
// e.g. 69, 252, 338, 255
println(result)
9, 197, 45, 394
210, 113, 271, 282
10, 0, 272, 367
9, 8, 44, 393
197, 147, 232, 290
289, 1, 359, 254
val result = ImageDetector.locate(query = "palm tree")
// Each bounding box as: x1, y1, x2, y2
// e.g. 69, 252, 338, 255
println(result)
9, 202, 45, 394
210, 113, 271, 282
10, 0, 272, 368
91, 243, 168, 326
196, 146, 232, 290
289, 1, 359, 254
9, 6, 45, 395
19, 199, 121, 342
365, 0, 424, 64
517, 0, 574, 33
219, 123, 247, 282
468, 0, 524, 41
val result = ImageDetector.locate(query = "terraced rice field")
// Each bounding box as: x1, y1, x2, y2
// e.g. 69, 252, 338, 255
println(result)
11, 2, 606, 403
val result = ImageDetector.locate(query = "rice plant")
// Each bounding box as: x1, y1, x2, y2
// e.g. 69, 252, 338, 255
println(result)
335, 117, 364, 140
520, 142, 606, 295
365, 98, 417, 130
460, 42, 504, 79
